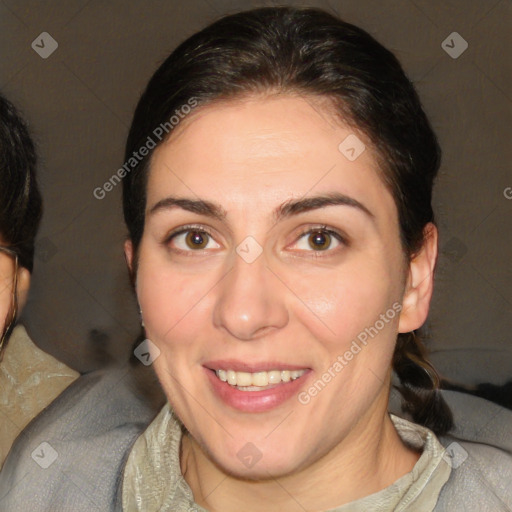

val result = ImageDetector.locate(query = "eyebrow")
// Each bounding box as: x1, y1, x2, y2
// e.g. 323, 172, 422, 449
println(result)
149, 197, 227, 220
275, 193, 374, 222
148, 192, 375, 223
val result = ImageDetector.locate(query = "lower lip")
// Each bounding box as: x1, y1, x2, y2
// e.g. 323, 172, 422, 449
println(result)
205, 368, 311, 413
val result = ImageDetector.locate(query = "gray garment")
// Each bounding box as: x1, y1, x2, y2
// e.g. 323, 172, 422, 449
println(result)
0, 366, 161, 511
435, 391, 512, 511
0, 368, 511, 511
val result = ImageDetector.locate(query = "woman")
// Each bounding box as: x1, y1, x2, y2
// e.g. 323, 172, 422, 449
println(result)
0, 94, 79, 466
119, 7, 511, 511
0, 7, 510, 511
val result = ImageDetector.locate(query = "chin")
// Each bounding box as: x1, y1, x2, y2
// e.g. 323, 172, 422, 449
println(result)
216, 453, 303, 481
200, 434, 309, 481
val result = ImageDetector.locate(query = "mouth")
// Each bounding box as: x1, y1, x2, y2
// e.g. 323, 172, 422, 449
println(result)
204, 362, 311, 412
214, 368, 307, 391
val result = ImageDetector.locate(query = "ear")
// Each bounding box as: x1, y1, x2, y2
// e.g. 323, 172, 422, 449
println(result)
16, 266, 31, 313
124, 239, 138, 289
398, 223, 438, 333
124, 239, 134, 273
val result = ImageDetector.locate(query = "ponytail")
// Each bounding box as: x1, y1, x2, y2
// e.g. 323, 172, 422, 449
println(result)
392, 330, 453, 436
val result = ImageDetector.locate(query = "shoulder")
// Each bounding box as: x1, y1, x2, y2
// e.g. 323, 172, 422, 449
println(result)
391, 387, 512, 510
0, 364, 163, 512
0, 325, 79, 466
435, 390, 512, 511
435, 438, 512, 511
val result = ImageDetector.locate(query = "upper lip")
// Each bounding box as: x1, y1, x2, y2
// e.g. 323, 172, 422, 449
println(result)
204, 359, 310, 373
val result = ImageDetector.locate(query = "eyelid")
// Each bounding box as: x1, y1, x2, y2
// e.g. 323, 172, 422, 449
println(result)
164, 223, 215, 243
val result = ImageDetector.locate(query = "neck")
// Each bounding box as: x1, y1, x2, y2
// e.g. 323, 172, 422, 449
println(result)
180, 389, 420, 512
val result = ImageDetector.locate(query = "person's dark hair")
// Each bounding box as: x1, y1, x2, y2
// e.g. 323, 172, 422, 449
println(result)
122, 7, 453, 434
0, 93, 42, 273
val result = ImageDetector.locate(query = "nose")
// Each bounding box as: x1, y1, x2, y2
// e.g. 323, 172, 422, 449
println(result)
212, 250, 289, 341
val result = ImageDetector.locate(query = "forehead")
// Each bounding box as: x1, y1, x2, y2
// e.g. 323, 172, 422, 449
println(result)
153, 95, 367, 169
146, 95, 396, 222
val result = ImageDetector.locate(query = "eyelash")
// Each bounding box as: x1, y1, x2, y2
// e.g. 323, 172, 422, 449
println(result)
163, 223, 347, 257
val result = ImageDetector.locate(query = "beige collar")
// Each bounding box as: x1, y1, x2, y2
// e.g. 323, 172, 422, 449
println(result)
122, 403, 451, 511
0, 324, 79, 467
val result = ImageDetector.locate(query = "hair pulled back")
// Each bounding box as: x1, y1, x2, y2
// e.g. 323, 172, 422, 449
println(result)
123, 7, 452, 435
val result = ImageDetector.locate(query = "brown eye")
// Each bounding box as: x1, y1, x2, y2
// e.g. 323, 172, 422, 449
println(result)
308, 230, 332, 250
167, 227, 220, 253
185, 231, 209, 249
292, 227, 344, 254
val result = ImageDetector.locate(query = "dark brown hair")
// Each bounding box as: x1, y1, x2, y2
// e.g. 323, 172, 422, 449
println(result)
0, 93, 42, 272
122, 6, 452, 434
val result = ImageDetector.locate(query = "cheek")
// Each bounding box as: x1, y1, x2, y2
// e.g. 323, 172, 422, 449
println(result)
136, 255, 212, 347
0, 267, 13, 331
293, 258, 401, 348
0, 300, 8, 332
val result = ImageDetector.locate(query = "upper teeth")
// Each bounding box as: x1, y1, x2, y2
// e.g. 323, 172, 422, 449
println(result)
215, 369, 307, 387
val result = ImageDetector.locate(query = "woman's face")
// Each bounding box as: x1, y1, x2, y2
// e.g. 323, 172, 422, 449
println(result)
129, 95, 427, 478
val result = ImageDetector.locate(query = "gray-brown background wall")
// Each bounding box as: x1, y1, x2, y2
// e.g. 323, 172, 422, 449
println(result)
1, 0, 511, 385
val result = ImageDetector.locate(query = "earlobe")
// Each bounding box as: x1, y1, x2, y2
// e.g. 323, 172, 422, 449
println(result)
398, 223, 438, 333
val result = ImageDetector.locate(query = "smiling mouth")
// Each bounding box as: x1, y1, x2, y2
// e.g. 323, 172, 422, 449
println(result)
214, 369, 308, 391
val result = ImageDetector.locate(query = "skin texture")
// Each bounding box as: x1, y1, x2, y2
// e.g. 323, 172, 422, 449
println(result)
125, 95, 438, 511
